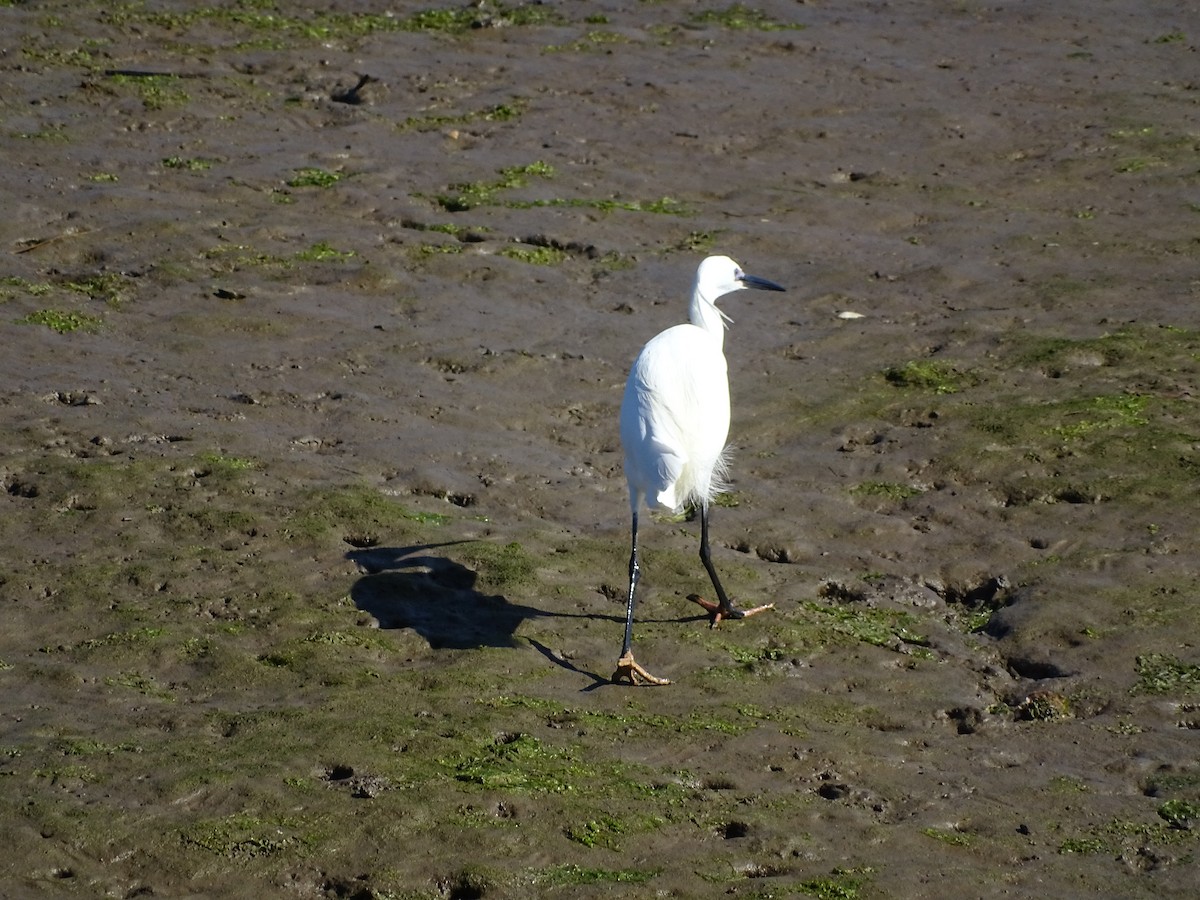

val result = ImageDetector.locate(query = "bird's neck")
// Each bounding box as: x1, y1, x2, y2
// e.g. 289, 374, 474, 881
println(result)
688, 291, 729, 350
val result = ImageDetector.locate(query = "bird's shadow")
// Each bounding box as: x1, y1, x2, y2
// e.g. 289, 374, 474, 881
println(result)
347, 541, 700, 688
348, 541, 541, 650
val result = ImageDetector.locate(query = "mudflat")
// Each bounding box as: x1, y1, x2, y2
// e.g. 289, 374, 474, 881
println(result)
1, 2, 1198, 897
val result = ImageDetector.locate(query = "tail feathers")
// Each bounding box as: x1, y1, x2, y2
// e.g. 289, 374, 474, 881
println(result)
654, 446, 732, 513
655, 485, 679, 511
707, 444, 733, 499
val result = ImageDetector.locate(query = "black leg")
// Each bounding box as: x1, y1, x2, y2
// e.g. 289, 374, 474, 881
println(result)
691, 500, 774, 626
613, 512, 668, 684
620, 510, 640, 658
698, 501, 739, 617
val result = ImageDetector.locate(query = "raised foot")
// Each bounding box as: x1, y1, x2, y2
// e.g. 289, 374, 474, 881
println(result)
613, 653, 671, 686
687, 593, 775, 628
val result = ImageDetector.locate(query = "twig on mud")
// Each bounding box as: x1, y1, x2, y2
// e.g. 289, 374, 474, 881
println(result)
102, 69, 209, 79
13, 229, 96, 255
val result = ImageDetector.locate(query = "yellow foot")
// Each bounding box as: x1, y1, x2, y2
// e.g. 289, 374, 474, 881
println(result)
688, 594, 775, 628
613, 653, 671, 686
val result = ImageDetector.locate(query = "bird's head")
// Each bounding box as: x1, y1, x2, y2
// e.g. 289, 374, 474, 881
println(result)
695, 255, 786, 308
691, 256, 786, 331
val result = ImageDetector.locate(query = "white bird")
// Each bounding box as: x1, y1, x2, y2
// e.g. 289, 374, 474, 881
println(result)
614, 255, 785, 685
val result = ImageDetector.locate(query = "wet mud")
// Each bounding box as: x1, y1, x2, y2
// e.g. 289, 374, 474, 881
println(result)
1, 1, 1198, 897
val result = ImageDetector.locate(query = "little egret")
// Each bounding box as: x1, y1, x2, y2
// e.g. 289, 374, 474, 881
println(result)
614, 255, 786, 686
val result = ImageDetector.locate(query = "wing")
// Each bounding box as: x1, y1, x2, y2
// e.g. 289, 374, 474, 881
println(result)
620, 324, 729, 511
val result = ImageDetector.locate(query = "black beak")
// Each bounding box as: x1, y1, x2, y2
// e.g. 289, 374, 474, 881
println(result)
739, 273, 786, 292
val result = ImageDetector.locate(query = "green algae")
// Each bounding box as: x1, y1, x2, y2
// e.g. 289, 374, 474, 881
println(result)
515, 195, 690, 215
499, 245, 570, 265
1046, 391, 1149, 440
19, 308, 103, 333
803, 601, 929, 652
1015, 324, 1200, 375
447, 732, 577, 792
1058, 836, 1110, 855
293, 241, 355, 262
202, 242, 293, 274
485, 693, 751, 738
691, 4, 807, 31
45, 626, 165, 656
286, 166, 343, 188
182, 812, 315, 859
812, 324, 1200, 518
1133, 653, 1200, 695
411, 241, 466, 260
883, 359, 977, 394
1056, 810, 1200, 863
457, 540, 536, 591
564, 815, 623, 848
849, 480, 925, 502
435, 161, 555, 212
797, 867, 875, 900
1, 275, 54, 297
922, 826, 974, 848
107, 72, 189, 109
545, 29, 629, 53
62, 272, 132, 305
162, 156, 213, 171
104, 670, 176, 700
102, 1, 563, 51
285, 484, 449, 542
399, 100, 526, 133
433, 160, 689, 215
1158, 799, 1200, 830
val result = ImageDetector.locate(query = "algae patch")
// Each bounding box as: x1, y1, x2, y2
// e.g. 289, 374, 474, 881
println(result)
19, 309, 103, 333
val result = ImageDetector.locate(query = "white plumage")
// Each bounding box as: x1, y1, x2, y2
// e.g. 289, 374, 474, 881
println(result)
620, 321, 731, 513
